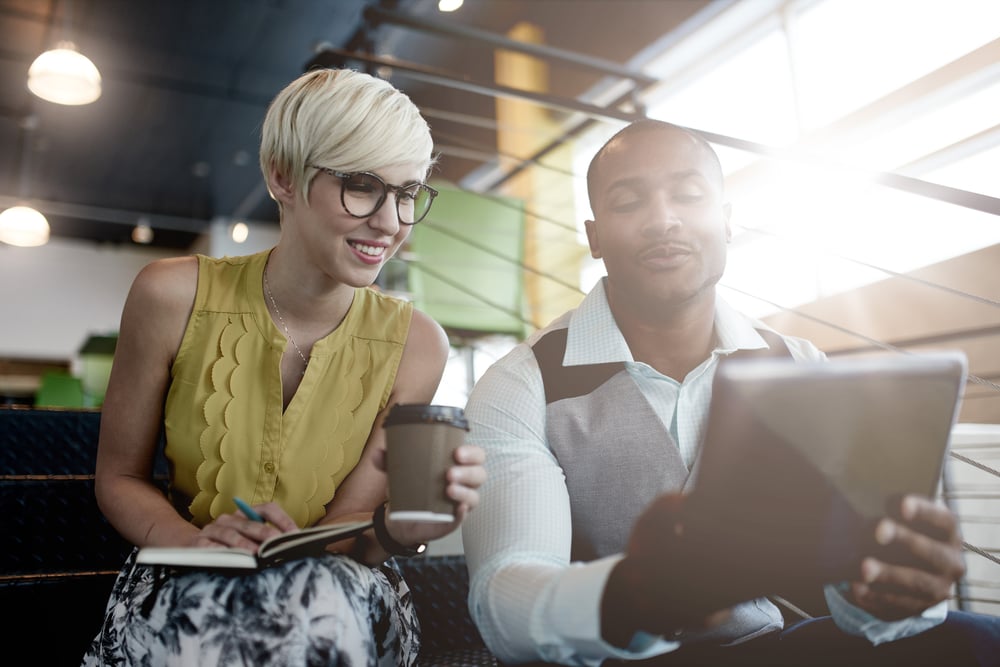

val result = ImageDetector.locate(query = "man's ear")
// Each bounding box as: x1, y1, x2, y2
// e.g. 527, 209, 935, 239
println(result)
267, 164, 297, 206
585, 219, 602, 259
723, 202, 732, 242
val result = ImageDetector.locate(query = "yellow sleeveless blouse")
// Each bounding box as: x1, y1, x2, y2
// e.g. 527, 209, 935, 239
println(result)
163, 250, 412, 528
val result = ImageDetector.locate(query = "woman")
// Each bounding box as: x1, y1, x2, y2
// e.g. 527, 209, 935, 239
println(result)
83, 67, 485, 666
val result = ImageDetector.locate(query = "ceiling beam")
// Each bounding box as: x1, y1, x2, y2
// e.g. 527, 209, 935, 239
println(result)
309, 46, 1000, 218
362, 5, 657, 87
307, 46, 643, 125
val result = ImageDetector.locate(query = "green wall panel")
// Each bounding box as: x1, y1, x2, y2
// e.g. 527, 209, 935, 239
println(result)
408, 183, 527, 338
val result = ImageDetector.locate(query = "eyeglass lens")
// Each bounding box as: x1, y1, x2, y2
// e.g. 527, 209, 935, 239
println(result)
340, 172, 434, 224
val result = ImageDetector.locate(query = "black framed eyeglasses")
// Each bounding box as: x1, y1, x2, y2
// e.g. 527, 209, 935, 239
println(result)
311, 167, 438, 225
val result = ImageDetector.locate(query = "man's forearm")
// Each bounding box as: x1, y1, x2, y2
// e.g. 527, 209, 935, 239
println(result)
601, 557, 649, 647
601, 555, 699, 646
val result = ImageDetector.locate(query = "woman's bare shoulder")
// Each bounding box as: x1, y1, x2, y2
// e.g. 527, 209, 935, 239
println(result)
128, 255, 199, 310
406, 308, 449, 359
389, 307, 449, 404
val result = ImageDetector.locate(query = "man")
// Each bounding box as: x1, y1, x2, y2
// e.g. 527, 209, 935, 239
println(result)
462, 120, 999, 666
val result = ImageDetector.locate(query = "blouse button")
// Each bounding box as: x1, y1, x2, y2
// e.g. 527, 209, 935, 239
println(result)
264, 461, 276, 474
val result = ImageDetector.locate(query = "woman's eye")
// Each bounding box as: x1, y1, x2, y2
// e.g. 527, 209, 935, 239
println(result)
345, 175, 380, 194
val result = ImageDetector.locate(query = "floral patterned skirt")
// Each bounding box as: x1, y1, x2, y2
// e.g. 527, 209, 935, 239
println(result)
81, 549, 420, 667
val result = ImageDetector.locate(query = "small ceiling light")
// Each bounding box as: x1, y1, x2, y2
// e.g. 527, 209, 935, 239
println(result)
191, 161, 211, 178
0, 205, 51, 247
132, 221, 154, 244
231, 221, 249, 243
28, 40, 102, 106
438, 0, 463, 11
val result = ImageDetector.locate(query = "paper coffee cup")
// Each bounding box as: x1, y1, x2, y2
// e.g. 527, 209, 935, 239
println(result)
384, 403, 469, 523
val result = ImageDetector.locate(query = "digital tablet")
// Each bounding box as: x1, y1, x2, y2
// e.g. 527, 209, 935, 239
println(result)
683, 350, 967, 601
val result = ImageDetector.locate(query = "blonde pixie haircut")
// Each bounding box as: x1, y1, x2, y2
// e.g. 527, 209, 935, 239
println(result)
260, 67, 435, 209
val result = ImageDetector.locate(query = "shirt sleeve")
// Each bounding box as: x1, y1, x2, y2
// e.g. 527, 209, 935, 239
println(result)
461, 345, 679, 665
824, 583, 948, 644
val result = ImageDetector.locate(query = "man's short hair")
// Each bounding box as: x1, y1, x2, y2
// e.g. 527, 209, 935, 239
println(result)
586, 119, 724, 212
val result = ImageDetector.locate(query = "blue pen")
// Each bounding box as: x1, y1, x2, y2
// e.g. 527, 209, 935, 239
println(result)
234, 497, 265, 523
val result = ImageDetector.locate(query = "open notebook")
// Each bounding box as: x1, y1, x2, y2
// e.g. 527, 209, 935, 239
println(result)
683, 350, 967, 601
136, 519, 373, 571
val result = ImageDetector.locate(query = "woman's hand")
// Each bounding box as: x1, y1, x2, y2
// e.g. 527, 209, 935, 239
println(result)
383, 443, 487, 547
189, 501, 298, 552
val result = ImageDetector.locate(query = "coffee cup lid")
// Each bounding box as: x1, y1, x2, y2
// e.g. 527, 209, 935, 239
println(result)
384, 403, 469, 430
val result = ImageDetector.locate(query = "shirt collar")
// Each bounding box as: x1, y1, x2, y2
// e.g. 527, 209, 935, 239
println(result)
563, 278, 772, 366
713, 297, 772, 354
564, 278, 632, 366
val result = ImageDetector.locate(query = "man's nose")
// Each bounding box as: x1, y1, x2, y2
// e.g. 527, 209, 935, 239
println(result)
642, 191, 681, 236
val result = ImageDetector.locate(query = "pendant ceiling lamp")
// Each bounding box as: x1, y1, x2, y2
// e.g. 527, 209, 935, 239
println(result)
0, 205, 50, 247
27, 0, 101, 106
28, 40, 101, 105
0, 116, 50, 248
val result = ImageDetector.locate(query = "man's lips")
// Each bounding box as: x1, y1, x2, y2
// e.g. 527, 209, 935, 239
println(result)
639, 244, 692, 266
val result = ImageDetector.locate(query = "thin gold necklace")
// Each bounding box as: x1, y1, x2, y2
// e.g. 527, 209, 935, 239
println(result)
263, 267, 308, 376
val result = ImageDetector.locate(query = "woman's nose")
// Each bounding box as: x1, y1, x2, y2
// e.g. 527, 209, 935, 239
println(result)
367, 195, 402, 234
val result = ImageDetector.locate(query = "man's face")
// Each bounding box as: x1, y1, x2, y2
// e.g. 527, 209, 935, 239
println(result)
585, 128, 731, 312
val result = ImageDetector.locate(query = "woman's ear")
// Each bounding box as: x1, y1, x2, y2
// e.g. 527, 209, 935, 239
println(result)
267, 164, 297, 206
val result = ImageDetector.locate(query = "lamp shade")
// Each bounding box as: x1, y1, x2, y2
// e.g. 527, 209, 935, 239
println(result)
28, 41, 102, 105
0, 205, 50, 247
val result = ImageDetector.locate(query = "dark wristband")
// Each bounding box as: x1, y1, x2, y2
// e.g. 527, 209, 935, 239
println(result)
373, 502, 427, 558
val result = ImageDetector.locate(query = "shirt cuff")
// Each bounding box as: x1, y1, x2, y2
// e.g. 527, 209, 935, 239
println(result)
539, 555, 680, 663
824, 583, 948, 645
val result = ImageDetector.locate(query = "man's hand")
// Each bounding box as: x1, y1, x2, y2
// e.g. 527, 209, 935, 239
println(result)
850, 495, 966, 620
602, 493, 732, 647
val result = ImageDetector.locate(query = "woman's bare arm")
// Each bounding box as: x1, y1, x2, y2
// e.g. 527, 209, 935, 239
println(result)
95, 257, 205, 548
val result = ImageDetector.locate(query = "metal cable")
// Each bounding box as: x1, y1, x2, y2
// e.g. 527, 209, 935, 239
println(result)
964, 541, 1000, 567
950, 451, 1000, 480
718, 283, 1000, 396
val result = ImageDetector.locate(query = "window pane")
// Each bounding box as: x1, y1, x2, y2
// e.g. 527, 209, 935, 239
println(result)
838, 81, 1000, 173
925, 143, 1000, 198
648, 30, 798, 149
793, 0, 1000, 129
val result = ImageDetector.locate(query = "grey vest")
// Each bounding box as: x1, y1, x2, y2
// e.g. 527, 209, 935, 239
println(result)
532, 327, 791, 644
